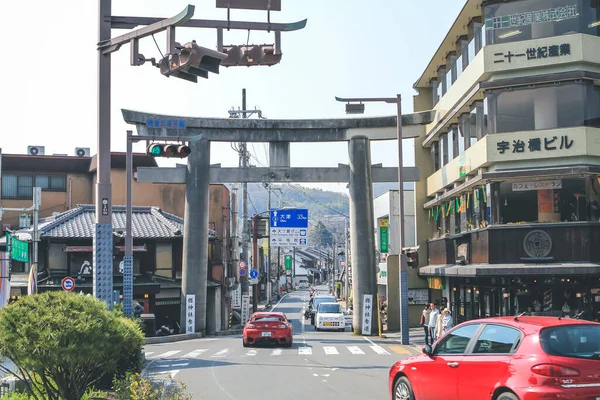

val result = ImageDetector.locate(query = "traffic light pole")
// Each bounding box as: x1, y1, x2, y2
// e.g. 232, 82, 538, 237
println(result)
123, 131, 135, 318
240, 89, 250, 299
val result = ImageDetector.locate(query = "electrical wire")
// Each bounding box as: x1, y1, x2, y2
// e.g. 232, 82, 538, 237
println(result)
152, 34, 165, 60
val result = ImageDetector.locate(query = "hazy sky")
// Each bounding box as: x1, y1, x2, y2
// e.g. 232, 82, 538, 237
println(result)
0, 0, 464, 193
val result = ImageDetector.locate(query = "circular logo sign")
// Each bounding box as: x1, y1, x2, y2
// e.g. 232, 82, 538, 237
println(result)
238, 260, 246, 269
239, 268, 247, 277
249, 269, 259, 279
523, 230, 552, 258
62, 277, 75, 292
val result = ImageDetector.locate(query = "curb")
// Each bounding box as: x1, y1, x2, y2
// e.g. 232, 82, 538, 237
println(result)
213, 329, 243, 336
140, 358, 155, 378
145, 332, 205, 345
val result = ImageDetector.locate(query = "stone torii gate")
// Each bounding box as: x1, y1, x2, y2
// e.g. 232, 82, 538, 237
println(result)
122, 108, 434, 335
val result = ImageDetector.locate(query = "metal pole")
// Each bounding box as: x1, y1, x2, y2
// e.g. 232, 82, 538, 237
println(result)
231, 187, 239, 281
267, 184, 272, 305
123, 131, 134, 317
32, 187, 40, 294
396, 94, 409, 345
252, 215, 259, 312
292, 247, 295, 289
240, 89, 249, 297
95, 0, 114, 310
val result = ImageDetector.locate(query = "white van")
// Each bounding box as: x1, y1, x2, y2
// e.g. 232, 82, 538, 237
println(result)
298, 278, 309, 289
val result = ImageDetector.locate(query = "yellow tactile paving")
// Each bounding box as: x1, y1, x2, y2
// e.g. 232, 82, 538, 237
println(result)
388, 345, 414, 355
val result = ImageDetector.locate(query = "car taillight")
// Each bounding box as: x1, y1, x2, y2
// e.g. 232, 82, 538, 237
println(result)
531, 364, 580, 377
278, 324, 287, 328
246, 324, 255, 329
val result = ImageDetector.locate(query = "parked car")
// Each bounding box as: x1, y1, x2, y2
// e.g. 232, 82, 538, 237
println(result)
389, 316, 600, 400
315, 302, 346, 332
310, 294, 336, 325
243, 312, 293, 348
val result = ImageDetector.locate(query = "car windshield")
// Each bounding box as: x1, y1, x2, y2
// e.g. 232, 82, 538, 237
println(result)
540, 324, 600, 360
313, 298, 335, 309
252, 317, 283, 322
319, 304, 341, 313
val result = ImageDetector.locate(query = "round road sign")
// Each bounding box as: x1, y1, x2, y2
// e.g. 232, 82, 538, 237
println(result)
62, 277, 75, 292
239, 268, 247, 277
249, 269, 259, 279
238, 260, 247, 269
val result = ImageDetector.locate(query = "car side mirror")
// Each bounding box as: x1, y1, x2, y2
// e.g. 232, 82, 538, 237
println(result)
422, 345, 433, 356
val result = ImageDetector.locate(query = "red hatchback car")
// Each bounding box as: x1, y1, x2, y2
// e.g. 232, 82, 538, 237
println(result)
389, 316, 600, 400
243, 312, 293, 347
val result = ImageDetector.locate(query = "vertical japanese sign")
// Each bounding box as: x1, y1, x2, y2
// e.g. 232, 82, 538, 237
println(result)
241, 294, 250, 325
362, 294, 373, 335
186, 294, 195, 334
379, 220, 389, 253
231, 286, 241, 309
8, 235, 28, 263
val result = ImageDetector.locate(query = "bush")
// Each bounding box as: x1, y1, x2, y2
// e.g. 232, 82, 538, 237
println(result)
0, 291, 144, 400
113, 373, 191, 400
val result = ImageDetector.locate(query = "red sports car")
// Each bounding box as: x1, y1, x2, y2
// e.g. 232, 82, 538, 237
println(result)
389, 316, 600, 400
243, 312, 293, 347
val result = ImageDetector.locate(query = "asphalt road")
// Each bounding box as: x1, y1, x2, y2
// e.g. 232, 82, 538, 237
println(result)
144, 286, 416, 400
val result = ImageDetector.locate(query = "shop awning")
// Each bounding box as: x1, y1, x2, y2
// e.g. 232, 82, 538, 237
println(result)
419, 262, 600, 277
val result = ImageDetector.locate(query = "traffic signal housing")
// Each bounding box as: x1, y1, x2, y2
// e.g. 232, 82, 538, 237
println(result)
221, 44, 282, 67
147, 143, 191, 158
159, 41, 228, 83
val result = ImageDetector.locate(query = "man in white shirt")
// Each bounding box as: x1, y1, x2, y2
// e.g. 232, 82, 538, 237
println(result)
428, 303, 440, 343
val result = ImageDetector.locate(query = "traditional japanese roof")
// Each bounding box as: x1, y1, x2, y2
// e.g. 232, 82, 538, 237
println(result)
9, 204, 215, 240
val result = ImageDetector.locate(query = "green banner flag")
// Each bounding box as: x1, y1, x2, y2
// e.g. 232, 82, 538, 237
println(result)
8, 234, 29, 263
379, 220, 389, 253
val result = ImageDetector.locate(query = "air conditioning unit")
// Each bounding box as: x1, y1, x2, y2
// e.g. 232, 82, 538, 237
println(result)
27, 145, 45, 156
75, 147, 90, 157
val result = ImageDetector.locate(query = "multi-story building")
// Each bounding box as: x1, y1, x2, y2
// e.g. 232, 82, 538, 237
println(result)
413, 0, 600, 323
0, 148, 233, 333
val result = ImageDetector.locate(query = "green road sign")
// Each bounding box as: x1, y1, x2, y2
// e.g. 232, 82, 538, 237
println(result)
379, 220, 389, 254
9, 234, 29, 263
285, 255, 292, 270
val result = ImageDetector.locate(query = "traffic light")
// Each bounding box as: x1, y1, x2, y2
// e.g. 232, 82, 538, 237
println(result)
159, 41, 228, 83
147, 143, 191, 158
221, 44, 282, 67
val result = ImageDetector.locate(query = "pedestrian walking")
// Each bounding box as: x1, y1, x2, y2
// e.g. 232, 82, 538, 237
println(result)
428, 303, 439, 343
435, 307, 445, 339
420, 304, 432, 345
441, 308, 453, 333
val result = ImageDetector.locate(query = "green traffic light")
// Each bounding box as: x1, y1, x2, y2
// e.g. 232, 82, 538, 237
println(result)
149, 145, 162, 156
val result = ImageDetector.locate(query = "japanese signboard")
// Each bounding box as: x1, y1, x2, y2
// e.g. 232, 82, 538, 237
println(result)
485, 5, 577, 31
497, 135, 573, 155
186, 294, 195, 334
379, 219, 389, 253
493, 43, 571, 64
362, 294, 373, 335
512, 180, 562, 192
270, 208, 309, 247
231, 286, 241, 309
241, 295, 250, 325
9, 235, 28, 263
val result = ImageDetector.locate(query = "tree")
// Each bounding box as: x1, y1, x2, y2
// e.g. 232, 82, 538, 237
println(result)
311, 221, 333, 246
0, 291, 144, 400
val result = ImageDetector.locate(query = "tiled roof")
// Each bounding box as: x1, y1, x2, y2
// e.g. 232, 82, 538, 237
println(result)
13, 205, 215, 240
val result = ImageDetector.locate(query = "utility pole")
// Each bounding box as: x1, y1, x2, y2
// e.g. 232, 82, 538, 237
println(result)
344, 217, 349, 301
240, 89, 250, 298
231, 186, 239, 284
266, 183, 272, 306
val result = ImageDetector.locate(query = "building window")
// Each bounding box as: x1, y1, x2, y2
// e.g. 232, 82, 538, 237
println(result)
440, 133, 449, 166
432, 141, 441, 172
486, 81, 600, 135
35, 175, 67, 192
432, 79, 440, 106
1, 174, 66, 199
484, 0, 586, 45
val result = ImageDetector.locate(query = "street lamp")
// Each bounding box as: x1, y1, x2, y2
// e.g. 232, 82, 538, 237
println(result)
335, 95, 409, 345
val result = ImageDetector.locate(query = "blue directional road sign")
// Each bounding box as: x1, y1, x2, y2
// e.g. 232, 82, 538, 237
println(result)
249, 269, 259, 279
270, 208, 309, 247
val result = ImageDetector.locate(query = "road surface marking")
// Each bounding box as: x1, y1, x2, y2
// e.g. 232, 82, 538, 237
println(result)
144, 351, 155, 357
243, 349, 258, 356
299, 347, 312, 355
149, 369, 180, 379
271, 349, 283, 356
370, 345, 390, 355
171, 363, 189, 367
212, 349, 229, 358
270, 292, 289, 311
388, 345, 412, 355
323, 346, 339, 355
347, 346, 365, 355
154, 350, 182, 358
183, 349, 207, 358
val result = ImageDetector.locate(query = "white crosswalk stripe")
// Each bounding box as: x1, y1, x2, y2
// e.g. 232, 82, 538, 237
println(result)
370, 345, 390, 355
182, 349, 208, 358
298, 347, 312, 355
347, 346, 365, 355
243, 349, 258, 356
153, 350, 182, 358
271, 349, 283, 356
144, 352, 155, 357
212, 349, 229, 358
323, 346, 339, 355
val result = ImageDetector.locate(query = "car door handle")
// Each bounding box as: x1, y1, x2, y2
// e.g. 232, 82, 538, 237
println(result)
447, 362, 459, 368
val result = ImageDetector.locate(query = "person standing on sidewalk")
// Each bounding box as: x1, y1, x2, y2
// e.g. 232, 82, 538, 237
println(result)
420, 304, 432, 345
441, 308, 453, 334
428, 303, 440, 344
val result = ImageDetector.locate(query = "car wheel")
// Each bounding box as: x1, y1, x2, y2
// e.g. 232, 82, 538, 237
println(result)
338, 328, 345, 332
243, 340, 250, 348
496, 392, 519, 400
393, 376, 415, 400
315, 326, 319, 331
286, 337, 293, 348
311, 316, 314, 325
